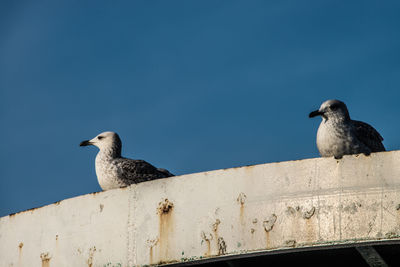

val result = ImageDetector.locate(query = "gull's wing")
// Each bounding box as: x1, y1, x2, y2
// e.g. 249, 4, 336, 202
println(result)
353, 120, 385, 152
114, 158, 174, 185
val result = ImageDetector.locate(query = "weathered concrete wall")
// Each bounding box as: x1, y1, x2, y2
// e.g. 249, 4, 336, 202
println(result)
1, 151, 400, 267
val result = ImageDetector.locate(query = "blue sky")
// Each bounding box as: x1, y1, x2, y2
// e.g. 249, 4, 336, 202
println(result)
1, 1, 400, 217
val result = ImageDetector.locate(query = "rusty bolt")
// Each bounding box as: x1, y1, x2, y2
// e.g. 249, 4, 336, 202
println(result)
146, 238, 159, 247
158, 199, 174, 214
40, 252, 51, 261
212, 219, 221, 232
237, 192, 247, 205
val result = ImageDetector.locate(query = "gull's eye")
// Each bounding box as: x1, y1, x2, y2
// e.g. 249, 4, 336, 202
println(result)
98, 136, 104, 140
330, 104, 339, 111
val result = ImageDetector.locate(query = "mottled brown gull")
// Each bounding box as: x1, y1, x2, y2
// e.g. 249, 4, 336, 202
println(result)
80, 131, 173, 190
309, 99, 385, 159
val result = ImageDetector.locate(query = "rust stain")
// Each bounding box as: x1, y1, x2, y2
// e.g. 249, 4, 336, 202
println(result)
205, 239, 211, 256
18, 242, 23, 265
150, 246, 154, 264
265, 231, 271, 249
8, 206, 41, 218
287, 205, 318, 242
157, 199, 175, 262
40, 252, 51, 267
263, 214, 277, 249
86, 246, 96, 267
223, 164, 256, 171
147, 238, 158, 264
212, 219, 220, 232
305, 217, 317, 242
237, 192, 247, 226
89, 191, 102, 196
212, 219, 221, 254
201, 232, 212, 256
303, 207, 317, 241
217, 237, 227, 255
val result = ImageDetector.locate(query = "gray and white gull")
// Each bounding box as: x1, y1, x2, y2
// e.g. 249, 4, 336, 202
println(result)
309, 99, 385, 159
80, 131, 174, 190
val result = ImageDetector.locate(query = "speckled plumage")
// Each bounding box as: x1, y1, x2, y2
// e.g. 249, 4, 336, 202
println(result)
80, 131, 173, 190
309, 100, 385, 159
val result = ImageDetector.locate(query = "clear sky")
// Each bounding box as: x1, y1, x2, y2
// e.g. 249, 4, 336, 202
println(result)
1, 1, 400, 217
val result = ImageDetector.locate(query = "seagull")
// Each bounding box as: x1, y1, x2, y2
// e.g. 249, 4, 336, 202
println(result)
80, 131, 174, 190
309, 99, 385, 159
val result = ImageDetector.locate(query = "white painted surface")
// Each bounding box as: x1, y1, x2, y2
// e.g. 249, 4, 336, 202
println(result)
1, 151, 400, 267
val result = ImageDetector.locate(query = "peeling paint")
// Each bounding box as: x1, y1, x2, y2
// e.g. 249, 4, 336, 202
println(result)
343, 203, 361, 214
303, 207, 316, 219
263, 214, 277, 232
385, 232, 398, 238
284, 240, 296, 247
286, 206, 296, 216
217, 237, 227, 255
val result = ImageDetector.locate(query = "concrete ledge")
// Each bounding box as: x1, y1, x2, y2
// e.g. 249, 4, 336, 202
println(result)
1, 151, 400, 266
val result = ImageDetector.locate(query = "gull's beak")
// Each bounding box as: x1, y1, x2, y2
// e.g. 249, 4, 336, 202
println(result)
309, 110, 323, 118
79, 140, 93, 147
